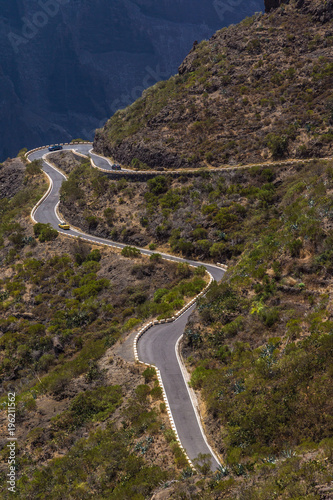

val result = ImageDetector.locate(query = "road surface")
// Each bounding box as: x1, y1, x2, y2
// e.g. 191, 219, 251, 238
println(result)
28, 144, 225, 469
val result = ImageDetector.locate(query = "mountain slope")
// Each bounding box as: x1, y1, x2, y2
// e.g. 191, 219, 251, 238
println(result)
0, 162, 208, 497
94, 0, 333, 169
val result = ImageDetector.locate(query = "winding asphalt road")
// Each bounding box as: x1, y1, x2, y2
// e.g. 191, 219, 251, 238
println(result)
28, 144, 225, 470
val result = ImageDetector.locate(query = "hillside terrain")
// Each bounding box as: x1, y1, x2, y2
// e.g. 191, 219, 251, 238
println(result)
0, 162, 208, 498
178, 156, 333, 498
94, 0, 333, 169
52, 150, 333, 497
1, 1, 333, 498
0, 0, 264, 160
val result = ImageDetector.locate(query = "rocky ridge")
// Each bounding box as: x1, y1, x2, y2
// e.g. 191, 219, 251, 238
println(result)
94, 0, 333, 170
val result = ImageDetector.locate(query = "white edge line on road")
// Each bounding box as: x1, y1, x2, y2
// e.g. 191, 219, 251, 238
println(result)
43, 153, 67, 179
26, 147, 222, 470
153, 365, 196, 469
88, 148, 136, 173
55, 201, 65, 224
30, 170, 53, 223
175, 334, 222, 468
88, 148, 113, 167
25, 145, 333, 176
132, 271, 219, 469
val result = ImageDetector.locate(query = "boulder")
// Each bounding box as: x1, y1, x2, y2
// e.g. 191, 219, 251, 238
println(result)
53, 336, 64, 356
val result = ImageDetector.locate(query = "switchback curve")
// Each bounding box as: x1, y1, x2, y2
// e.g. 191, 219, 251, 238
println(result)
26, 144, 225, 470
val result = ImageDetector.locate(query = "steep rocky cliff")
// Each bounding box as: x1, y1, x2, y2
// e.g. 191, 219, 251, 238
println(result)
265, 0, 333, 20
94, 0, 333, 169
0, 0, 264, 160
308, 0, 333, 23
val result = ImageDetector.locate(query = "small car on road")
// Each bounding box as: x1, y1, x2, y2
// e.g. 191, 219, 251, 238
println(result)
112, 164, 121, 170
58, 223, 70, 230
49, 145, 63, 151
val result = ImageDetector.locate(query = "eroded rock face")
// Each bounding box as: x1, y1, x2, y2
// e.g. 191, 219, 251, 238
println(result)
309, 0, 333, 23
265, 0, 333, 20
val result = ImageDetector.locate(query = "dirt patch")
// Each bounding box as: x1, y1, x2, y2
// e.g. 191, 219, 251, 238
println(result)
0, 158, 25, 199
48, 151, 86, 175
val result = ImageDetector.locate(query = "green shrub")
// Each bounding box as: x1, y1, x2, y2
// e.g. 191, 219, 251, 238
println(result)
176, 263, 191, 278
266, 133, 289, 158
131, 157, 149, 170
154, 288, 168, 303
53, 385, 123, 429
33, 223, 58, 242
17, 147, 27, 158
143, 367, 156, 383
171, 237, 194, 256
194, 265, 207, 277
222, 317, 244, 339
135, 384, 151, 401
26, 160, 42, 176
104, 207, 115, 225
150, 386, 163, 400
195, 240, 211, 259
150, 253, 162, 262
38, 353, 56, 372
73, 278, 109, 300
210, 242, 226, 260
190, 363, 214, 390
147, 176, 169, 195
86, 249, 102, 262
85, 215, 99, 230
260, 307, 279, 328
121, 246, 141, 258
123, 317, 141, 331
160, 190, 181, 210
192, 227, 208, 240
288, 238, 303, 257
9, 231, 25, 249
60, 177, 84, 202
85, 360, 104, 383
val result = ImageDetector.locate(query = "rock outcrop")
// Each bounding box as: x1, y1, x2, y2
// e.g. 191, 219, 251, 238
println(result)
308, 0, 333, 23
265, 0, 333, 21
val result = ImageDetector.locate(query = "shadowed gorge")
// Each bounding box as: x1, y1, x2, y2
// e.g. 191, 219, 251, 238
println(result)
0, 0, 264, 161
